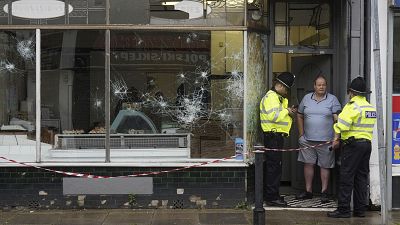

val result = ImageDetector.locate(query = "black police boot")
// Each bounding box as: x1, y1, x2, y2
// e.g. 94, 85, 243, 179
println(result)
327, 210, 351, 218
266, 199, 287, 207
353, 211, 366, 217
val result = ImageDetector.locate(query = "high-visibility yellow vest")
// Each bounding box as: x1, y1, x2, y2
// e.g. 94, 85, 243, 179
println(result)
259, 90, 292, 134
333, 95, 376, 140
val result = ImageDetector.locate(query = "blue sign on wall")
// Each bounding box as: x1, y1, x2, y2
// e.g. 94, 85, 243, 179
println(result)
393, 113, 400, 164
395, 0, 400, 7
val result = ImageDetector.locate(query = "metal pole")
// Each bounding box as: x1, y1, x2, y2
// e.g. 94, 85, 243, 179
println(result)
105, 29, 110, 163
253, 150, 265, 225
386, 6, 394, 211
35, 29, 41, 163
243, 30, 248, 161
371, 0, 387, 224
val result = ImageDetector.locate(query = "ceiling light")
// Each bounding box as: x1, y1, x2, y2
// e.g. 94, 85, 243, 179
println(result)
162, 1, 179, 5
3, 0, 73, 19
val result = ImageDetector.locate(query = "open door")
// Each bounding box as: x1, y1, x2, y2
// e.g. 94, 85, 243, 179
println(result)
285, 54, 334, 193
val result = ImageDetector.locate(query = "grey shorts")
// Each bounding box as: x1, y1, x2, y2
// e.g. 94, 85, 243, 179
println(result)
297, 136, 335, 168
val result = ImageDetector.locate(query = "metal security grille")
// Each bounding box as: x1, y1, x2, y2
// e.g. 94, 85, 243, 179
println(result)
60, 138, 106, 149
172, 199, 184, 209
55, 134, 189, 150
120, 137, 184, 149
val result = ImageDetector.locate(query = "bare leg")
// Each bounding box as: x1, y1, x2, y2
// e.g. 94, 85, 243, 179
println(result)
320, 167, 330, 193
304, 163, 314, 192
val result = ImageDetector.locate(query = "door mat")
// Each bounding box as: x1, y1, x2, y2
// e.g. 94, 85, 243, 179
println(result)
284, 195, 338, 208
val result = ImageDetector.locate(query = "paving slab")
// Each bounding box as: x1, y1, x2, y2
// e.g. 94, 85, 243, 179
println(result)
263, 210, 384, 225
103, 211, 154, 225
59, 211, 108, 225
153, 210, 199, 225
0, 211, 17, 224
153, 218, 197, 225
5, 213, 60, 224
199, 212, 249, 224
1, 208, 400, 225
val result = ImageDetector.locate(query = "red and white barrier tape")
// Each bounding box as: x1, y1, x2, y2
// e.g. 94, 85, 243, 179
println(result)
254, 141, 332, 152
0, 155, 236, 179
0, 141, 332, 179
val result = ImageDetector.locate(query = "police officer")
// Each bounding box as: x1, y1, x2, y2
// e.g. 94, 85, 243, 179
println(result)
260, 72, 297, 207
327, 77, 377, 218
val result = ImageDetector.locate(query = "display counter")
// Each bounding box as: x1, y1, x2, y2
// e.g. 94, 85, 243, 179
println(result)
54, 133, 190, 150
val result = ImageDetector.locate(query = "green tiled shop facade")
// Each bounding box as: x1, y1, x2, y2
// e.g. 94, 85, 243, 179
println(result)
0, 167, 249, 209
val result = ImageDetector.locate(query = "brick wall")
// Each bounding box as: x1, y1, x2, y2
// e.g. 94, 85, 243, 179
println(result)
0, 166, 249, 209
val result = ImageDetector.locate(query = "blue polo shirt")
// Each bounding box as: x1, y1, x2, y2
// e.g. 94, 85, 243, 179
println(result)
298, 92, 341, 141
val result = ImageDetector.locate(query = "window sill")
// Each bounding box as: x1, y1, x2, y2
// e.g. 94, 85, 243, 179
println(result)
0, 159, 248, 167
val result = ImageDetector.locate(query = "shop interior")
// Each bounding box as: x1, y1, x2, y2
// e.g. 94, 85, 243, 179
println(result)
0, 29, 245, 160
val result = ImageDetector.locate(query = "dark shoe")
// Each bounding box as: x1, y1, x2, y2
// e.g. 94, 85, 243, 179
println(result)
295, 191, 313, 200
266, 199, 287, 207
327, 210, 351, 218
353, 211, 366, 217
320, 192, 330, 203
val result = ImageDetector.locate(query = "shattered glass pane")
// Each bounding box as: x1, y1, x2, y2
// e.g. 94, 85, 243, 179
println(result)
110, 30, 244, 158
0, 30, 37, 161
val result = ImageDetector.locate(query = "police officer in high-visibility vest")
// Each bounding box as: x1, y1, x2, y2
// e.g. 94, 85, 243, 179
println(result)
260, 72, 297, 207
327, 77, 377, 218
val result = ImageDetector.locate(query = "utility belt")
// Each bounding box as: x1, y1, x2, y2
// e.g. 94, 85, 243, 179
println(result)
342, 136, 371, 146
264, 131, 288, 137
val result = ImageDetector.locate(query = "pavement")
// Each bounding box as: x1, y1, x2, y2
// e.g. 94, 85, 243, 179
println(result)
0, 208, 399, 225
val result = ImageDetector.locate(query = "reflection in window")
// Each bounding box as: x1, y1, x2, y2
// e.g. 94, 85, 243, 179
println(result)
148, 0, 245, 26
67, 0, 106, 24
40, 30, 105, 152
0, 0, 106, 25
274, 2, 330, 47
0, 0, 244, 26
247, 0, 267, 28
110, 31, 244, 158
0, 31, 36, 158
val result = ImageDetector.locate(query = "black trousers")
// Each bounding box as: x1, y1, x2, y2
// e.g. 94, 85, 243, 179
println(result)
263, 132, 284, 201
338, 141, 372, 213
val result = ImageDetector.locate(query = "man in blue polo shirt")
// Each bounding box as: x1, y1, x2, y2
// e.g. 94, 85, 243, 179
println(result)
295, 74, 341, 203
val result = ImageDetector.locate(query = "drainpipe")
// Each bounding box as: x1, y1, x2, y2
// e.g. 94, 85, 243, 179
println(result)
253, 150, 265, 225
371, 0, 388, 224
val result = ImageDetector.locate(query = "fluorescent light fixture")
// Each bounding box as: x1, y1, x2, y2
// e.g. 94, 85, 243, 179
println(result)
4, 0, 73, 19
162, 1, 179, 5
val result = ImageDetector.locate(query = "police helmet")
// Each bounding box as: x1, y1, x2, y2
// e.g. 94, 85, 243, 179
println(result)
276, 72, 295, 88
348, 76, 372, 94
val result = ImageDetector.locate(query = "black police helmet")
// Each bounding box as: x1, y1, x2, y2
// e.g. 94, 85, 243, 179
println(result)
276, 72, 295, 88
348, 77, 372, 94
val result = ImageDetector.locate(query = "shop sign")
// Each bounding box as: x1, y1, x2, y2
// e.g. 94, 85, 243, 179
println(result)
394, 0, 400, 7
111, 51, 209, 65
392, 96, 400, 164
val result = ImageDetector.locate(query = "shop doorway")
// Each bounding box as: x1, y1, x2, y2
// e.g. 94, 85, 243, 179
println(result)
272, 53, 339, 207
288, 55, 336, 194
267, 0, 361, 208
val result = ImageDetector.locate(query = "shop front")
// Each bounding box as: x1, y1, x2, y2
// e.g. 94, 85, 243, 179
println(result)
0, 0, 369, 209
0, 0, 269, 209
